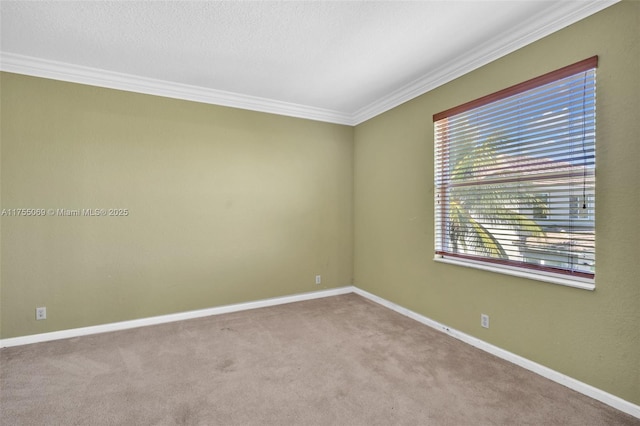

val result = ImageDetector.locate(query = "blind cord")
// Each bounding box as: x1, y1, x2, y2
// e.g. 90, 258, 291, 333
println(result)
581, 71, 589, 210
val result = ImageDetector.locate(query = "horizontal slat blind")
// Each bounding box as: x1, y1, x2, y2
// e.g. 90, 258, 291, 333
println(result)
434, 59, 596, 279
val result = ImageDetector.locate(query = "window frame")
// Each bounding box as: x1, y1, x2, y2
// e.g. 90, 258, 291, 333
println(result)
433, 57, 598, 290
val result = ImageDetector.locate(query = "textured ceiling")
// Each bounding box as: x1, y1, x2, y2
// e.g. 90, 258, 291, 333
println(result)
0, 1, 617, 124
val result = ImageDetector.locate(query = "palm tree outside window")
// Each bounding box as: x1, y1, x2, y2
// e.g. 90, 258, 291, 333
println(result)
434, 57, 597, 283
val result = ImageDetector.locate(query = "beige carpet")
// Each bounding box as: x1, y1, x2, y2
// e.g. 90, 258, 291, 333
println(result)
1, 294, 637, 425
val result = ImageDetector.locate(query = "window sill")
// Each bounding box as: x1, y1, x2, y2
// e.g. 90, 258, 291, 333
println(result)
433, 255, 595, 291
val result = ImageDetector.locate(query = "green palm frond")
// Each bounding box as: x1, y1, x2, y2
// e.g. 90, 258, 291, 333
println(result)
449, 201, 508, 258
446, 135, 547, 259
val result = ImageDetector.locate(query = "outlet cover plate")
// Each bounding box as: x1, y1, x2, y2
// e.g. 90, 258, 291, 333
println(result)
36, 307, 47, 320
481, 314, 489, 328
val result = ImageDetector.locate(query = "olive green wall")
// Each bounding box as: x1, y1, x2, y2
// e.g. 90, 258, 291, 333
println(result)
0, 73, 353, 339
354, 2, 639, 405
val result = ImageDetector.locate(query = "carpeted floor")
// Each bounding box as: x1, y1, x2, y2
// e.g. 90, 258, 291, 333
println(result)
1, 294, 637, 425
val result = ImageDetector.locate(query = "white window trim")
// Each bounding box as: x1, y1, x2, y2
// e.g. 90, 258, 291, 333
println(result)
434, 254, 595, 291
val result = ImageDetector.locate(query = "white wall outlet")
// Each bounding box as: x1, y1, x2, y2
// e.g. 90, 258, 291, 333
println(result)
36, 307, 47, 320
481, 313, 489, 328
315, 275, 322, 285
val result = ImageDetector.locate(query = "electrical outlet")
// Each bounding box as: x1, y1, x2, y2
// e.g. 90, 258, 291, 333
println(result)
36, 307, 47, 320
315, 275, 321, 285
481, 314, 489, 329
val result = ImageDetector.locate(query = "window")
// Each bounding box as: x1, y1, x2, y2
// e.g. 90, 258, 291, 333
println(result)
434, 57, 597, 287
532, 193, 549, 220
569, 194, 594, 220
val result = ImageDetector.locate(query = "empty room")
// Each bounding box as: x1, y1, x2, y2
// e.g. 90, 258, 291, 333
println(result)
1, 1, 638, 424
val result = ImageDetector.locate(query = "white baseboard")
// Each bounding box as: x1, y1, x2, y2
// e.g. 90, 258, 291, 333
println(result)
351, 287, 640, 420
1, 284, 637, 419
0, 286, 354, 349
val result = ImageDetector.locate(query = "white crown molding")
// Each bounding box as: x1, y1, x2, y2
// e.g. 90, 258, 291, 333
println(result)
352, 287, 640, 420
0, 1, 620, 127
0, 52, 355, 126
351, 0, 619, 125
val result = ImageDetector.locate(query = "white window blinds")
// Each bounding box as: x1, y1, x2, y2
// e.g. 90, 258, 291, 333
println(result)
434, 57, 597, 280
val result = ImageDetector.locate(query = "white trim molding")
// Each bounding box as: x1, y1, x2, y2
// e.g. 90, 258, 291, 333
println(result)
0, 286, 354, 349
0, 52, 354, 126
352, 287, 640, 420
351, 0, 619, 124
0, 1, 617, 127
434, 255, 596, 291
1, 284, 636, 419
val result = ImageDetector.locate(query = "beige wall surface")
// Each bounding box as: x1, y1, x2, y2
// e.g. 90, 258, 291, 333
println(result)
0, 73, 353, 338
354, 2, 639, 405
